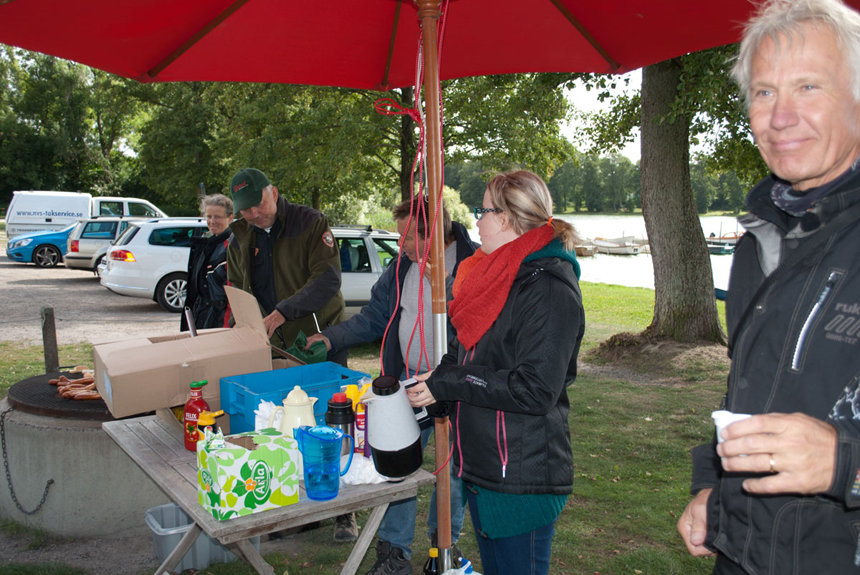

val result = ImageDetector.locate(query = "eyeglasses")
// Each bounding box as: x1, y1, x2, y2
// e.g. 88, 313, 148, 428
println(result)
474, 207, 503, 220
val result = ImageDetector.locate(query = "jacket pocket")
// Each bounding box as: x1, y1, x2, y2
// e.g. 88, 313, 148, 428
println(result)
791, 270, 843, 372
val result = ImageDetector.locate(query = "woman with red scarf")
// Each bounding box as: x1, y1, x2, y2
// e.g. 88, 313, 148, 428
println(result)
408, 171, 584, 575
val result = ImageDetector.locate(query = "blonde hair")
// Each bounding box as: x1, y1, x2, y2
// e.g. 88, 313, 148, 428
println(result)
485, 170, 580, 250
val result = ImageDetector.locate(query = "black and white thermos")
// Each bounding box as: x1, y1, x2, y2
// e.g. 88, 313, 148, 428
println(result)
325, 392, 355, 457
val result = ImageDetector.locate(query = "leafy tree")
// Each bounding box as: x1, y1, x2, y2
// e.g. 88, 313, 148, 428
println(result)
547, 158, 581, 212
577, 46, 768, 342
690, 161, 718, 214
441, 74, 575, 180
599, 155, 638, 212
137, 82, 223, 215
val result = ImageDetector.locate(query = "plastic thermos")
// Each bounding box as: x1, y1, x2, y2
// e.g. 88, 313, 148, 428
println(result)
183, 380, 210, 451
325, 392, 355, 457
423, 547, 439, 575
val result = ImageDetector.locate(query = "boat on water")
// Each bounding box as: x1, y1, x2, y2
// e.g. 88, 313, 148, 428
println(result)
593, 236, 642, 255
707, 243, 735, 255
574, 243, 597, 257
707, 231, 744, 245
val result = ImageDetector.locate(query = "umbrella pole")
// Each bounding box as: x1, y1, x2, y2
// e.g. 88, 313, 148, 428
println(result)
416, 0, 453, 572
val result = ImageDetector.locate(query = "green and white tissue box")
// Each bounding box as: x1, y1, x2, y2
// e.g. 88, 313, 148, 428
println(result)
197, 428, 299, 521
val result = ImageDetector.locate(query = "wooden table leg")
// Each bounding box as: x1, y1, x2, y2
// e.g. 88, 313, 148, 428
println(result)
340, 503, 389, 575
155, 522, 202, 575
230, 538, 276, 575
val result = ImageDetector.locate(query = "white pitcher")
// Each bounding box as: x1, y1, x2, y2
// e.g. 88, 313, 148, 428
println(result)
268, 385, 318, 437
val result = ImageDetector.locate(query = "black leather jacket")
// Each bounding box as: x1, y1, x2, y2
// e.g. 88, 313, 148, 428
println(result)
691, 169, 860, 574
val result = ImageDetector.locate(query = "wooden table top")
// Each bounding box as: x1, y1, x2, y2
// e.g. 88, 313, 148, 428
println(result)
103, 415, 435, 545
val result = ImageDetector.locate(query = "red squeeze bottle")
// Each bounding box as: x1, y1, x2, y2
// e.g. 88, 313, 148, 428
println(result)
183, 380, 210, 451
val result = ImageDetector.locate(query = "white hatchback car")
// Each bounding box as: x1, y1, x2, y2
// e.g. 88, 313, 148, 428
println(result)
99, 221, 400, 315
334, 226, 400, 315
100, 218, 208, 313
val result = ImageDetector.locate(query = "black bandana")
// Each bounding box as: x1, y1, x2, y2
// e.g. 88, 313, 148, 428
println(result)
771, 155, 860, 216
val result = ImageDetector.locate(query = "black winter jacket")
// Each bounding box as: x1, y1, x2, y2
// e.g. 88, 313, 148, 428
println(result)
426, 252, 583, 495
180, 229, 231, 331
691, 168, 860, 574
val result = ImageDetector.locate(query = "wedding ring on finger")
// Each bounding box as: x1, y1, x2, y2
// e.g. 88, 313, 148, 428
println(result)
769, 455, 776, 474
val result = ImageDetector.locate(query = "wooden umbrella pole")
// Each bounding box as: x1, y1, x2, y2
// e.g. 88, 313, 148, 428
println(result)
415, 0, 452, 570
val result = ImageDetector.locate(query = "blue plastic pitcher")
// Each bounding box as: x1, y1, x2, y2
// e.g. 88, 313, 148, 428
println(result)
293, 425, 354, 501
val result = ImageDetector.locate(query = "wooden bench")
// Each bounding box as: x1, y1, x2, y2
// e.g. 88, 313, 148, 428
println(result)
103, 416, 435, 575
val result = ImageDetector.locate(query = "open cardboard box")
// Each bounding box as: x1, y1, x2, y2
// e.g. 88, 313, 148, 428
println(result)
94, 286, 304, 420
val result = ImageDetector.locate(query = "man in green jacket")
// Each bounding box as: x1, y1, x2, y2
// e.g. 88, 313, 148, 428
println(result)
228, 168, 354, 541
227, 168, 346, 359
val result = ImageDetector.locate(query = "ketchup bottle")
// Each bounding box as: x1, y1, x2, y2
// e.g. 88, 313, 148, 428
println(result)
183, 380, 210, 451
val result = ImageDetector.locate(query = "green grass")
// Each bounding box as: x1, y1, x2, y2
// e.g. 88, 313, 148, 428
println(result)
0, 281, 728, 574
0, 341, 94, 399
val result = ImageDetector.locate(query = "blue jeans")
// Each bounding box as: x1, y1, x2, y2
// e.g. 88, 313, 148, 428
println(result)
376, 424, 466, 559
465, 487, 556, 575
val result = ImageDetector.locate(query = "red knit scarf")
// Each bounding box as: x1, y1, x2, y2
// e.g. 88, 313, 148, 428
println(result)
449, 224, 554, 350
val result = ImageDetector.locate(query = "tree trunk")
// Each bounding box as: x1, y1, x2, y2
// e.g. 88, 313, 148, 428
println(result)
399, 87, 416, 201
640, 60, 724, 343
311, 187, 321, 211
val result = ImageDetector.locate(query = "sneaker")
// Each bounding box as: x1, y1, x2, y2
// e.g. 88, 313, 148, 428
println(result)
365, 540, 413, 575
334, 513, 359, 542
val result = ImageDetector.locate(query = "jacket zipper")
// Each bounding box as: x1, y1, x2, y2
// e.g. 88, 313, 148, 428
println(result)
791, 270, 843, 371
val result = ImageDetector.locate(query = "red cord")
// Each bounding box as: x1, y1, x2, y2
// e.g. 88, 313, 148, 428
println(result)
431, 419, 456, 476
375, 0, 451, 377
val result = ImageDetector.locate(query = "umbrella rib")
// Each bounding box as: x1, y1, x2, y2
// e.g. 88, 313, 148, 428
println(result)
145, 0, 252, 80
380, 0, 403, 90
548, 0, 619, 71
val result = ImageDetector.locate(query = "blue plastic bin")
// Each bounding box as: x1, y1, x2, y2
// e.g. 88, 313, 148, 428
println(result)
220, 362, 370, 433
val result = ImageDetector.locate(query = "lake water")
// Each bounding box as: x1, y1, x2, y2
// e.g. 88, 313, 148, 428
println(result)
468, 214, 741, 290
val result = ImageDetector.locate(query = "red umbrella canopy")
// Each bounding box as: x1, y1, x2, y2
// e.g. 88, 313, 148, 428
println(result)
1, 0, 768, 89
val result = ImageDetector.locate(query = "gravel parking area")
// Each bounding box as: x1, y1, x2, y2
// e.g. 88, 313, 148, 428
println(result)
1, 227, 181, 345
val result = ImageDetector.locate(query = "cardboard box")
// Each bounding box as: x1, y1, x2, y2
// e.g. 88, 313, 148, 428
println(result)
94, 286, 303, 419
197, 429, 299, 521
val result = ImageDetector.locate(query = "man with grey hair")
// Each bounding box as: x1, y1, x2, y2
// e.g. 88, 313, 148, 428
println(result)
678, 0, 860, 572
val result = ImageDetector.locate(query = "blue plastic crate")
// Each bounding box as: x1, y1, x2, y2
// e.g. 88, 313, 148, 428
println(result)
220, 362, 370, 433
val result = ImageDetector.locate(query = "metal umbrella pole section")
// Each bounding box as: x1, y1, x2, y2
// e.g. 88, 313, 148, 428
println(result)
416, 0, 453, 572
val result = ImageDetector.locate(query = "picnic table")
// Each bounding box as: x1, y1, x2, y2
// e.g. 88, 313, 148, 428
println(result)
103, 415, 435, 575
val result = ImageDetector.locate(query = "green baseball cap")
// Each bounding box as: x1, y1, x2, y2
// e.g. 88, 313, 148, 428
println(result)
230, 168, 271, 212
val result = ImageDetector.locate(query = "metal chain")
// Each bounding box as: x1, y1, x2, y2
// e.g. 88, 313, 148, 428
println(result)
1, 407, 54, 515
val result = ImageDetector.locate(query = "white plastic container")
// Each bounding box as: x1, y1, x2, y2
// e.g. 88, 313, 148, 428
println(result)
144, 503, 261, 571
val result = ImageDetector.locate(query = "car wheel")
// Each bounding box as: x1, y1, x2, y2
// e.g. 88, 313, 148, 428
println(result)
156, 272, 187, 313
33, 245, 62, 268
93, 255, 104, 276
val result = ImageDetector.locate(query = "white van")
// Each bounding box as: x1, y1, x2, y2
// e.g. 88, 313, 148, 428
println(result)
5, 191, 167, 238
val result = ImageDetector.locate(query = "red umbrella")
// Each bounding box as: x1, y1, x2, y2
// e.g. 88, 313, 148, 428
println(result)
0, 0, 813, 570
0, 0, 762, 89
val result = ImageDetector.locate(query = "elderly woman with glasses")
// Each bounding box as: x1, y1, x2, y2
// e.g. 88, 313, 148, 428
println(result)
408, 170, 584, 575
180, 194, 235, 331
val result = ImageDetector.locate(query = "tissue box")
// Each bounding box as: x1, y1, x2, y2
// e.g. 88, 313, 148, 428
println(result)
197, 429, 299, 521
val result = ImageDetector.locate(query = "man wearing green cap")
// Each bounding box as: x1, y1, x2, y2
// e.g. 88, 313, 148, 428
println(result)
227, 168, 356, 542
227, 167, 346, 362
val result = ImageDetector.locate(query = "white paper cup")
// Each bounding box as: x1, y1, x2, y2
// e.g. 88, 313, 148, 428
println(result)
712, 410, 752, 443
